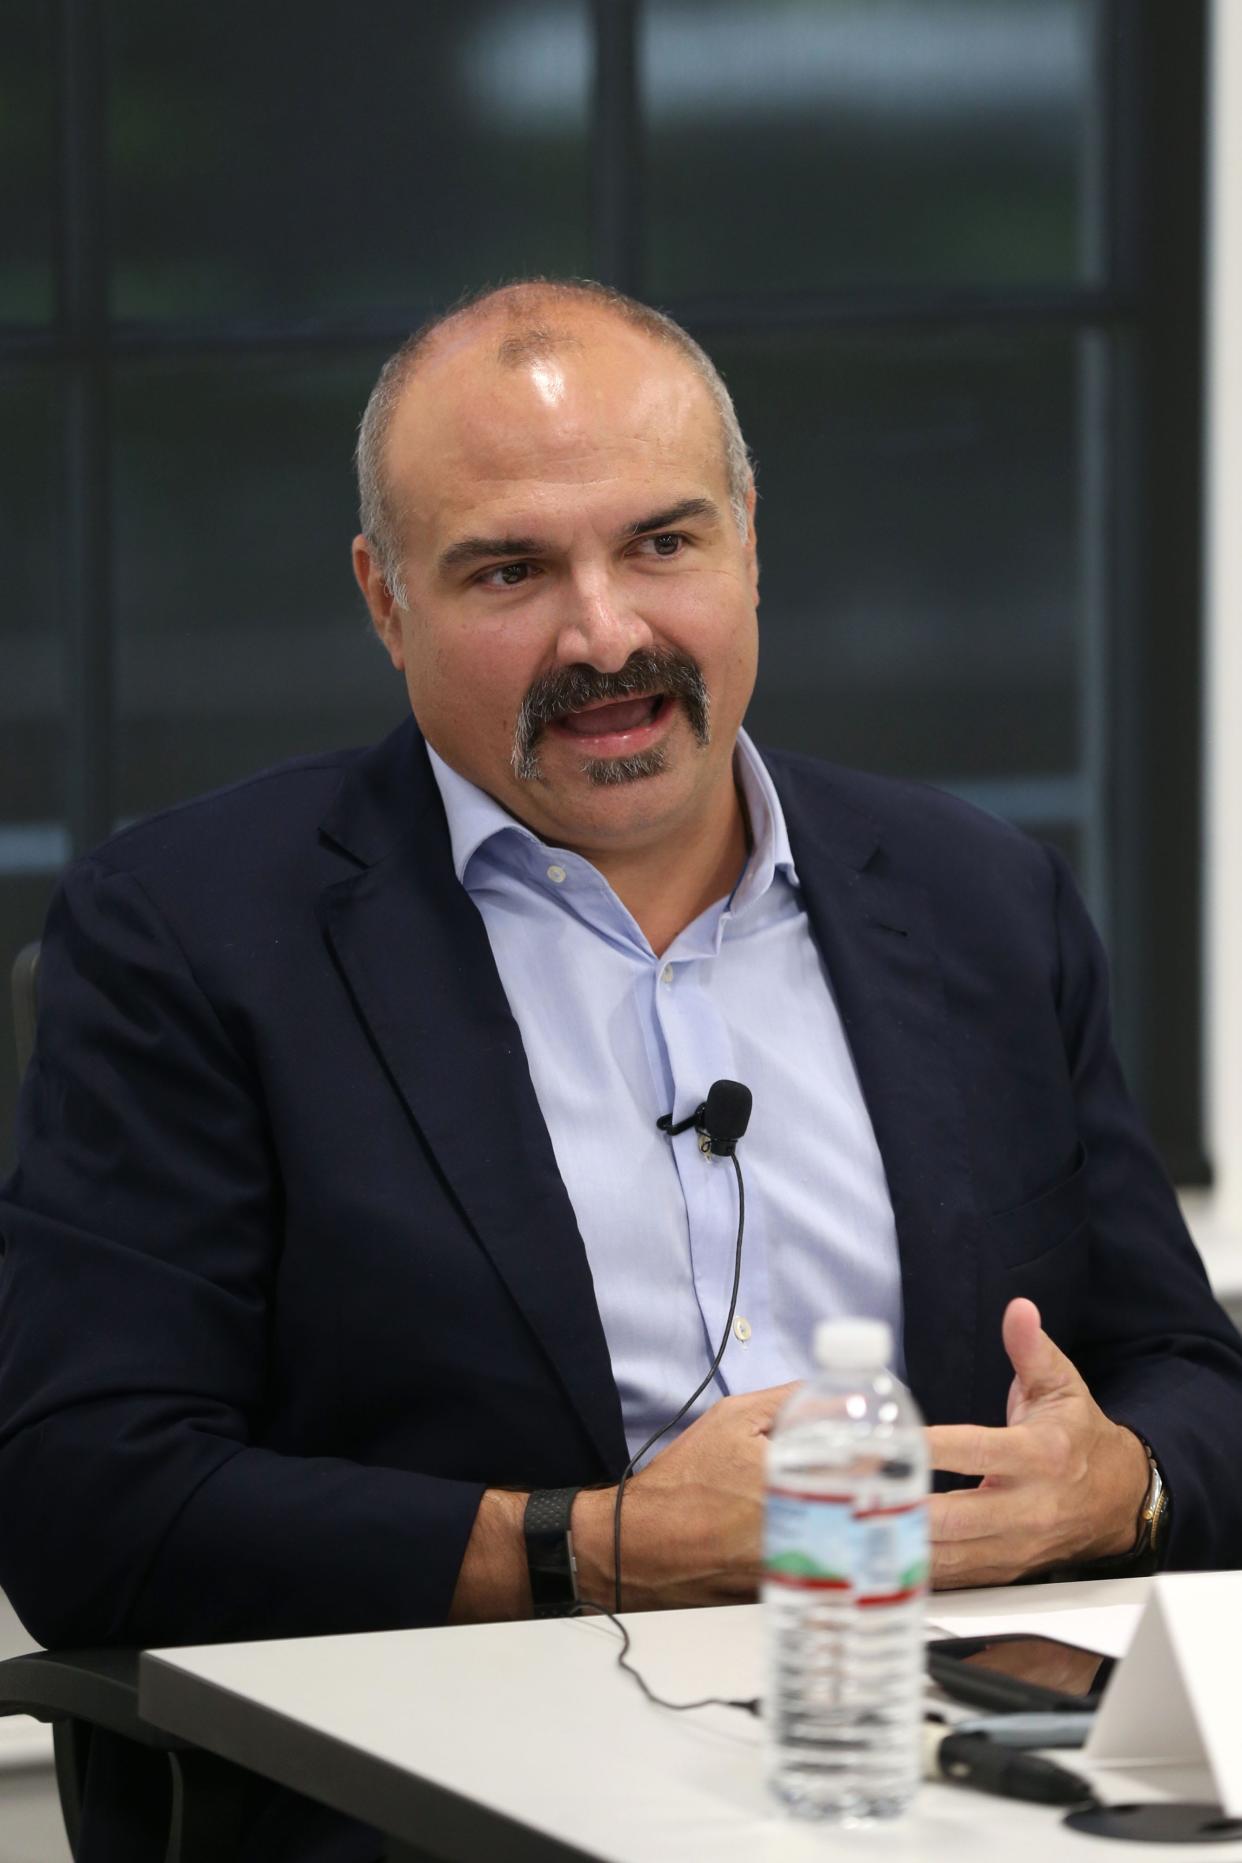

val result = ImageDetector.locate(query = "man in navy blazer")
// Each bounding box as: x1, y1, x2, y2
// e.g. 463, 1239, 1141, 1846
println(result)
2, 280, 1241, 1858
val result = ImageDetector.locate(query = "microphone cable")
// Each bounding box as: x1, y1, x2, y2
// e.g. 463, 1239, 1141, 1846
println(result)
571, 1590, 760, 1718
569, 1080, 758, 1716
611, 1149, 746, 1615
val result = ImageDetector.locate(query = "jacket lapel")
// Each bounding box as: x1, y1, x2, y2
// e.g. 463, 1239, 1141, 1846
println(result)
770, 756, 978, 1426
315, 722, 977, 1451
316, 720, 627, 1476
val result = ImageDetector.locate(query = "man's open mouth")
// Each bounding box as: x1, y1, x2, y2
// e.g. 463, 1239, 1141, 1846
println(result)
551, 693, 669, 740
510, 648, 710, 781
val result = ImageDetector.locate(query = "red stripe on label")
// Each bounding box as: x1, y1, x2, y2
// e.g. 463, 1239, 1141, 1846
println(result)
763, 1572, 852, 1592
765, 1489, 854, 1505
854, 1501, 926, 1520
857, 1586, 926, 1608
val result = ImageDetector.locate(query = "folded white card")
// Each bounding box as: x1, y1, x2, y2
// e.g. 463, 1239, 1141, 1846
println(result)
1086, 1570, 1242, 1813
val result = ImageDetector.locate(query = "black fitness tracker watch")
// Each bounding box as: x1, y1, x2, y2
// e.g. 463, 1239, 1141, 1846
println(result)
524, 1487, 582, 1618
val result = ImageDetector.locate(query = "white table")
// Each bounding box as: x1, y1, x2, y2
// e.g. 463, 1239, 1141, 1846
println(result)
138, 1579, 1241, 1863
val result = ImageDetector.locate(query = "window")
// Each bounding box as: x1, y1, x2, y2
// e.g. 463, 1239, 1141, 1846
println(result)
0, 0, 1206, 1177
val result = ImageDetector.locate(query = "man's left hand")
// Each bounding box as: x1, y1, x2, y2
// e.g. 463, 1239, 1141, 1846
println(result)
927, 1296, 1151, 1588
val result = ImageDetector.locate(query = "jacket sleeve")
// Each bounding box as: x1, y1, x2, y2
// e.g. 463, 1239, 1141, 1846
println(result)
1047, 844, 1242, 1570
0, 856, 484, 1650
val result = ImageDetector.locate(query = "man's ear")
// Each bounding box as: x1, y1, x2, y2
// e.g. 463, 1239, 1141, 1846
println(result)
351, 534, 405, 669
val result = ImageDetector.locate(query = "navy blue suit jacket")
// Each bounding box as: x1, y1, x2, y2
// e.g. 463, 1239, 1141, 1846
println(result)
2, 717, 1241, 1660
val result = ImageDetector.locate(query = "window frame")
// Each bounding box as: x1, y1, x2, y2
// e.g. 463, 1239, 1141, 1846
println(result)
0, 0, 1208, 1177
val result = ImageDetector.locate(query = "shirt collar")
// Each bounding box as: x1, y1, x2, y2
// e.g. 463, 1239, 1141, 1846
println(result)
426, 726, 800, 901
731, 727, 799, 908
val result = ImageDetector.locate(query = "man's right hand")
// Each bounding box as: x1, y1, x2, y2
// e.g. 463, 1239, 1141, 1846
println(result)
572, 1383, 798, 1611
448, 1383, 798, 1623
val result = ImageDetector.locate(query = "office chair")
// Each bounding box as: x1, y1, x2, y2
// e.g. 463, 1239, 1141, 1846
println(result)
0, 941, 256, 1861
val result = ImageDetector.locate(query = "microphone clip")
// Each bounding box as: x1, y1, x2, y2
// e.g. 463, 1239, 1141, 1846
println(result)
656, 1103, 715, 1155
656, 1080, 752, 1158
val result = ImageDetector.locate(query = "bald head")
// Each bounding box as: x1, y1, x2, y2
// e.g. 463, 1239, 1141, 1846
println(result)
355, 279, 753, 601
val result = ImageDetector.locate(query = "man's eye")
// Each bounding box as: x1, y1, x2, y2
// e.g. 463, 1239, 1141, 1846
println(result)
480, 562, 533, 588
640, 533, 683, 558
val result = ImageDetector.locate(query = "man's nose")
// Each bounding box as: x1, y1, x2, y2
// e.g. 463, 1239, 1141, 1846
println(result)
554, 571, 654, 671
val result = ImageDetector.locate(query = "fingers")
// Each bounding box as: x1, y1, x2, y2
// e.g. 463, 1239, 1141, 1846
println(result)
644, 1383, 801, 1483
927, 1402, 1110, 1584
929, 1487, 1057, 1588
749, 1380, 802, 1405
728, 1381, 802, 1433
929, 1485, 1021, 1545
927, 1421, 1037, 1478
926, 1306, 1131, 1585
1003, 1295, 1043, 1348
1001, 1296, 1078, 1402
929, 1414, 1082, 1481
931, 1536, 1031, 1590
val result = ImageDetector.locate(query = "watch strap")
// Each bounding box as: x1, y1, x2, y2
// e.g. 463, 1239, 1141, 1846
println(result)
524, 1487, 581, 1618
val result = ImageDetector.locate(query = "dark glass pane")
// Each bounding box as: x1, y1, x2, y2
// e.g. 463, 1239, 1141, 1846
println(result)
643, 0, 1103, 297
109, 1, 592, 322
0, 875, 58, 1173
113, 355, 409, 823
722, 327, 1083, 784
0, 3, 55, 320
0, 370, 62, 827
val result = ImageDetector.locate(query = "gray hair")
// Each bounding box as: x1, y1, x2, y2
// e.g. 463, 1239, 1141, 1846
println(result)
355, 278, 754, 605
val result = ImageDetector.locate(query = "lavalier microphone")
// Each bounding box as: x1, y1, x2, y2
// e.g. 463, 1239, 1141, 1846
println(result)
656, 1078, 753, 1156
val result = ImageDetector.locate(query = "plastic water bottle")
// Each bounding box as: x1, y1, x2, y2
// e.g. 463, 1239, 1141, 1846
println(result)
763, 1317, 929, 1821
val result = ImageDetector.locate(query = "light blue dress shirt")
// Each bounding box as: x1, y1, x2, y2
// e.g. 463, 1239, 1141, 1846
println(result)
428, 732, 904, 1462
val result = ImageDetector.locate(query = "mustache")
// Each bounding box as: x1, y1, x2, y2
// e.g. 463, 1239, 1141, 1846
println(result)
511, 648, 710, 781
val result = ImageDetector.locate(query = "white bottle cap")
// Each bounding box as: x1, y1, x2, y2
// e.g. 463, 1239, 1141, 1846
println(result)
813, 1318, 893, 1370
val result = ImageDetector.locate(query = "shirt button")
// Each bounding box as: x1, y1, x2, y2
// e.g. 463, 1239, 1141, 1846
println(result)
660, 963, 674, 984
546, 864, 567, 885
734, 1316, 752, 1343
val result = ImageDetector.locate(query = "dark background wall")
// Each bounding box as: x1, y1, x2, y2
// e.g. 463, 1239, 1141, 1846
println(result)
0, 0, 1207, 1177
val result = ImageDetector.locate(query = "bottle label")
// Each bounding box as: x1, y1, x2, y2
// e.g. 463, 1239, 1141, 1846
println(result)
764, 1489, 928, 1605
